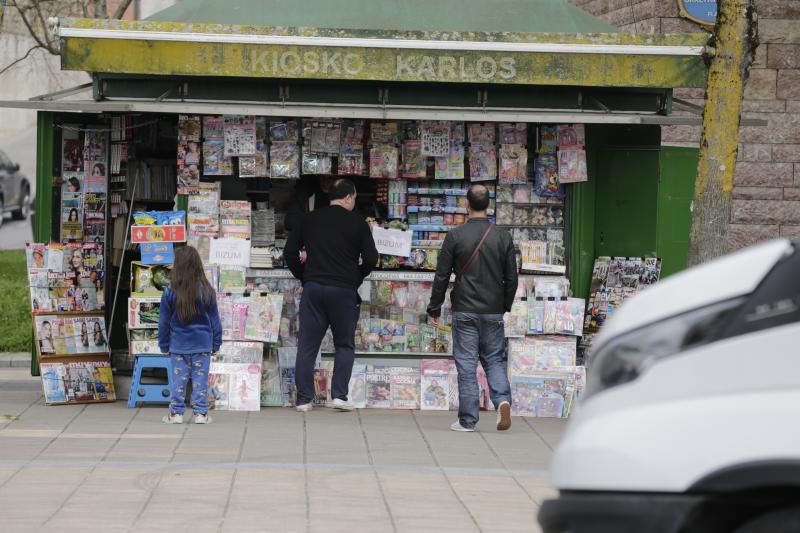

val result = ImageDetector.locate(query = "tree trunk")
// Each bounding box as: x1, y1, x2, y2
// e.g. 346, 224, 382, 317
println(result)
93, 0, 108, 18
687, 0, 758, 266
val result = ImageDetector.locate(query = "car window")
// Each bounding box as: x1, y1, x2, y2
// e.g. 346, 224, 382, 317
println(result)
0, 150, 11, 168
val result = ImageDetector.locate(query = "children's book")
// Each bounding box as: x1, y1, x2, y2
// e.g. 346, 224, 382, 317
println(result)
508, 337, 538, 377
510, 372, 569, 418
534, 336, 577, 368
505, 300, 529, 338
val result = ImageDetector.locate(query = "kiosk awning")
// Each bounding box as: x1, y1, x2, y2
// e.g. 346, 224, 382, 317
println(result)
0, 95, 767, 127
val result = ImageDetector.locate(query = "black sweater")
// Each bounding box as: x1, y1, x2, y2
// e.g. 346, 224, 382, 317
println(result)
284, 205, 378, 290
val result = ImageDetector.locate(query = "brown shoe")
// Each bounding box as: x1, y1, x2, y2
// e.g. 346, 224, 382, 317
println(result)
496, 401, 512, 431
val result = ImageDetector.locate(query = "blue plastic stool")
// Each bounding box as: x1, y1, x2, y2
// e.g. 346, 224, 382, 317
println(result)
127, 355, 174, 408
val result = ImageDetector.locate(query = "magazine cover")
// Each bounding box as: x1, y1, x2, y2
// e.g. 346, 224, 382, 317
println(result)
390, 367, 420, 409
245, 293, 283, 343
348, 363, 367, 408
420, 364, 449, 411
468, 144, 497, 181
278, 347, 298, 407
261, 349, 282, 407
65, 361, 115, 402
270, 141, 300, 178
312, 364, 329, 406
208, 372, 231, 410
203, 140, 233, 176
178, 114, 201, 142
35, 315, 57, 355
369, 144, 399, 179
26, 244, 48, 269
40, 362, 68, 404
61, 206, 83, 241
231, 299, 250, 341
203, 115, 225, 139
218, 341, 263, 364
366, 365, 391, 408
128, 296, 160, 329
228, 364, 262, 411
557, 147, 588, 184
219, 266, 247, 294
223, 115, 256, 156
499, 144, 528, 184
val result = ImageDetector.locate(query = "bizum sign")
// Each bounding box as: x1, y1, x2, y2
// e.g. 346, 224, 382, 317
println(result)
245, 50, 518, 82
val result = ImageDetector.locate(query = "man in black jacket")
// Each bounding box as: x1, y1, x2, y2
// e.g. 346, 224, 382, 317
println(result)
285, 179, 378, 412
427, 184, 518, 432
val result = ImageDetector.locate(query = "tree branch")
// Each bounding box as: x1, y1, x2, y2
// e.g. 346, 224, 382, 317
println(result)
112, 0, 133, 19
13, 3, 55, 53
0, 44, 44, 76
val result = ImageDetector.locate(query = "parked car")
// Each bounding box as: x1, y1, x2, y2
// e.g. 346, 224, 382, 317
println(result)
0, 148, 32, 228
539, 239, 800, 533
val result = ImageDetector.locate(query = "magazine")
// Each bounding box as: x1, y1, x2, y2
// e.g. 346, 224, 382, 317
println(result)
219, 266, 247, 294
390, 366, 420, 409
220, 200, 251, 240
505, 300, 529, 338
366, 365, 392, 408
499, 144, 528, 184
40, 362, 68, 403
223, 115, 256, 157
128, 296, 160, 329
420, 362, 449, 410
244, 293, 283, 343
279, 347, 298, 407
348, 363, 367, 408
508, 337, 538, 376
260, 349, 283, 407
312, 363, 330, 406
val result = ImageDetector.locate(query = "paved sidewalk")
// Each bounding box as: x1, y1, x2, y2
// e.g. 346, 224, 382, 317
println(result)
0, 353, 31, 368
0, 368, 564, 532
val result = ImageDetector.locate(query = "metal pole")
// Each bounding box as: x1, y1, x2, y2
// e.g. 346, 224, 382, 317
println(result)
108, 162, 139, 349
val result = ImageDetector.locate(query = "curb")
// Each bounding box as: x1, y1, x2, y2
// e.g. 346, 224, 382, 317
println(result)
0, 353, 32, 368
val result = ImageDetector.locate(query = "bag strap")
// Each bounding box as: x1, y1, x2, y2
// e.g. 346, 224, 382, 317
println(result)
457, 224, 494, 280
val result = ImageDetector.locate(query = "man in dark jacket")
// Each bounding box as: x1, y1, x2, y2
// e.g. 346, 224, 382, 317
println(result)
285, 179, 378, 412
427, 184, 518, 432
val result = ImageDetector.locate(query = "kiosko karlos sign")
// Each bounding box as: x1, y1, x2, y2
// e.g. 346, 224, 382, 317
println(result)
246, 50, 517, 81
678, 0, 718, 27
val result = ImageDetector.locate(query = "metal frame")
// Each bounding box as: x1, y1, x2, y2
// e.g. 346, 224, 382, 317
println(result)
0, 97, 768, 126
57, 26, 706, 56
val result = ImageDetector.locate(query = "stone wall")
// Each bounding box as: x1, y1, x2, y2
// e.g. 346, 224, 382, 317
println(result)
570, 0, 800, 249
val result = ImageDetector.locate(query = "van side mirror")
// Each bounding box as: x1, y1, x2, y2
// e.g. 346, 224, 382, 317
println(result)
11, 163, 20, 172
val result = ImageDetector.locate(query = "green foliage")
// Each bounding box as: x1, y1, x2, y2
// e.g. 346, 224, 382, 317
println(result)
0, 250, 32, 352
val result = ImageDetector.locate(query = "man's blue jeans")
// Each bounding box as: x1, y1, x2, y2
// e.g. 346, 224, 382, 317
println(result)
452, 312, 512, 429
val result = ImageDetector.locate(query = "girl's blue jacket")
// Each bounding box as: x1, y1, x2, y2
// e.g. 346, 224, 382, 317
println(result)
158, 286, 222, 355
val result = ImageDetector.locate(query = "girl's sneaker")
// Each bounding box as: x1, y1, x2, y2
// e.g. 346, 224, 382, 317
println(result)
193, 413, 212, 424
162, 412, 183, 424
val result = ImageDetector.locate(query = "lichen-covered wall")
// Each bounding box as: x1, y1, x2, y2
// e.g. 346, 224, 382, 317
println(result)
570, 0, 800, 249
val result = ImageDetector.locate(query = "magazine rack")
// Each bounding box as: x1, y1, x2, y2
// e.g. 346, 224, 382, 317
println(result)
32, 310, 116, 405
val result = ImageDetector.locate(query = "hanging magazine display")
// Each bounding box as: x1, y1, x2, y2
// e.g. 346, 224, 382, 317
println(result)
223, 115, 256, 157
421, 121, 450, 157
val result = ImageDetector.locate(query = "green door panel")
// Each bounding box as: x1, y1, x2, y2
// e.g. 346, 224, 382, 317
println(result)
593, 149, 660, 258
657, 146, 698, 278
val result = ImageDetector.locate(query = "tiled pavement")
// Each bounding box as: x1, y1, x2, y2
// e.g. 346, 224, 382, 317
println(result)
0, 368, 565, 532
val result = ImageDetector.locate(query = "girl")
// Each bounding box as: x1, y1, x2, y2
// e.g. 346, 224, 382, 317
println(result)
159, 246, 222, 424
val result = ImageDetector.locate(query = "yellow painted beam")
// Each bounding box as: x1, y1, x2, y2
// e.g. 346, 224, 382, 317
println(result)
61, 37, 707, 88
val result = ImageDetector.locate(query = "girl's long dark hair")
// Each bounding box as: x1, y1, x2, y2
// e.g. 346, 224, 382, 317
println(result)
170, 246, 214, 324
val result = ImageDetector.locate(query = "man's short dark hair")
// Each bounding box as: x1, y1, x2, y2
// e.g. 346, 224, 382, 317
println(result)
329, 178, 356, 201
467, 185, 490, 212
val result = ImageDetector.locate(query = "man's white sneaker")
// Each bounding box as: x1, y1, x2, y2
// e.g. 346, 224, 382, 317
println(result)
162, 412, 183, 424
296, 403, 313, 413
331, 398, 355, 412
496, 401, 512, 431
450, 421, 476, 432
193, 413, 212, 424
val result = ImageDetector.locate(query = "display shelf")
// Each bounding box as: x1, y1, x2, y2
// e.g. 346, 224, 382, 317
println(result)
321, 351, 453, 358
407, 188, 495, 198
407, 206, 467, 214
409, 224, 456, 232
497, 224, 564, 229
495, 202, 564, 206
521, 264, 567, 274
412, 240, 444, 247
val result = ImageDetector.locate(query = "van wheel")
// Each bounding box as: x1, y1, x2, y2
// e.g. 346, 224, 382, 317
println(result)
734, 507, 800, 533
12, 184, 30, 220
